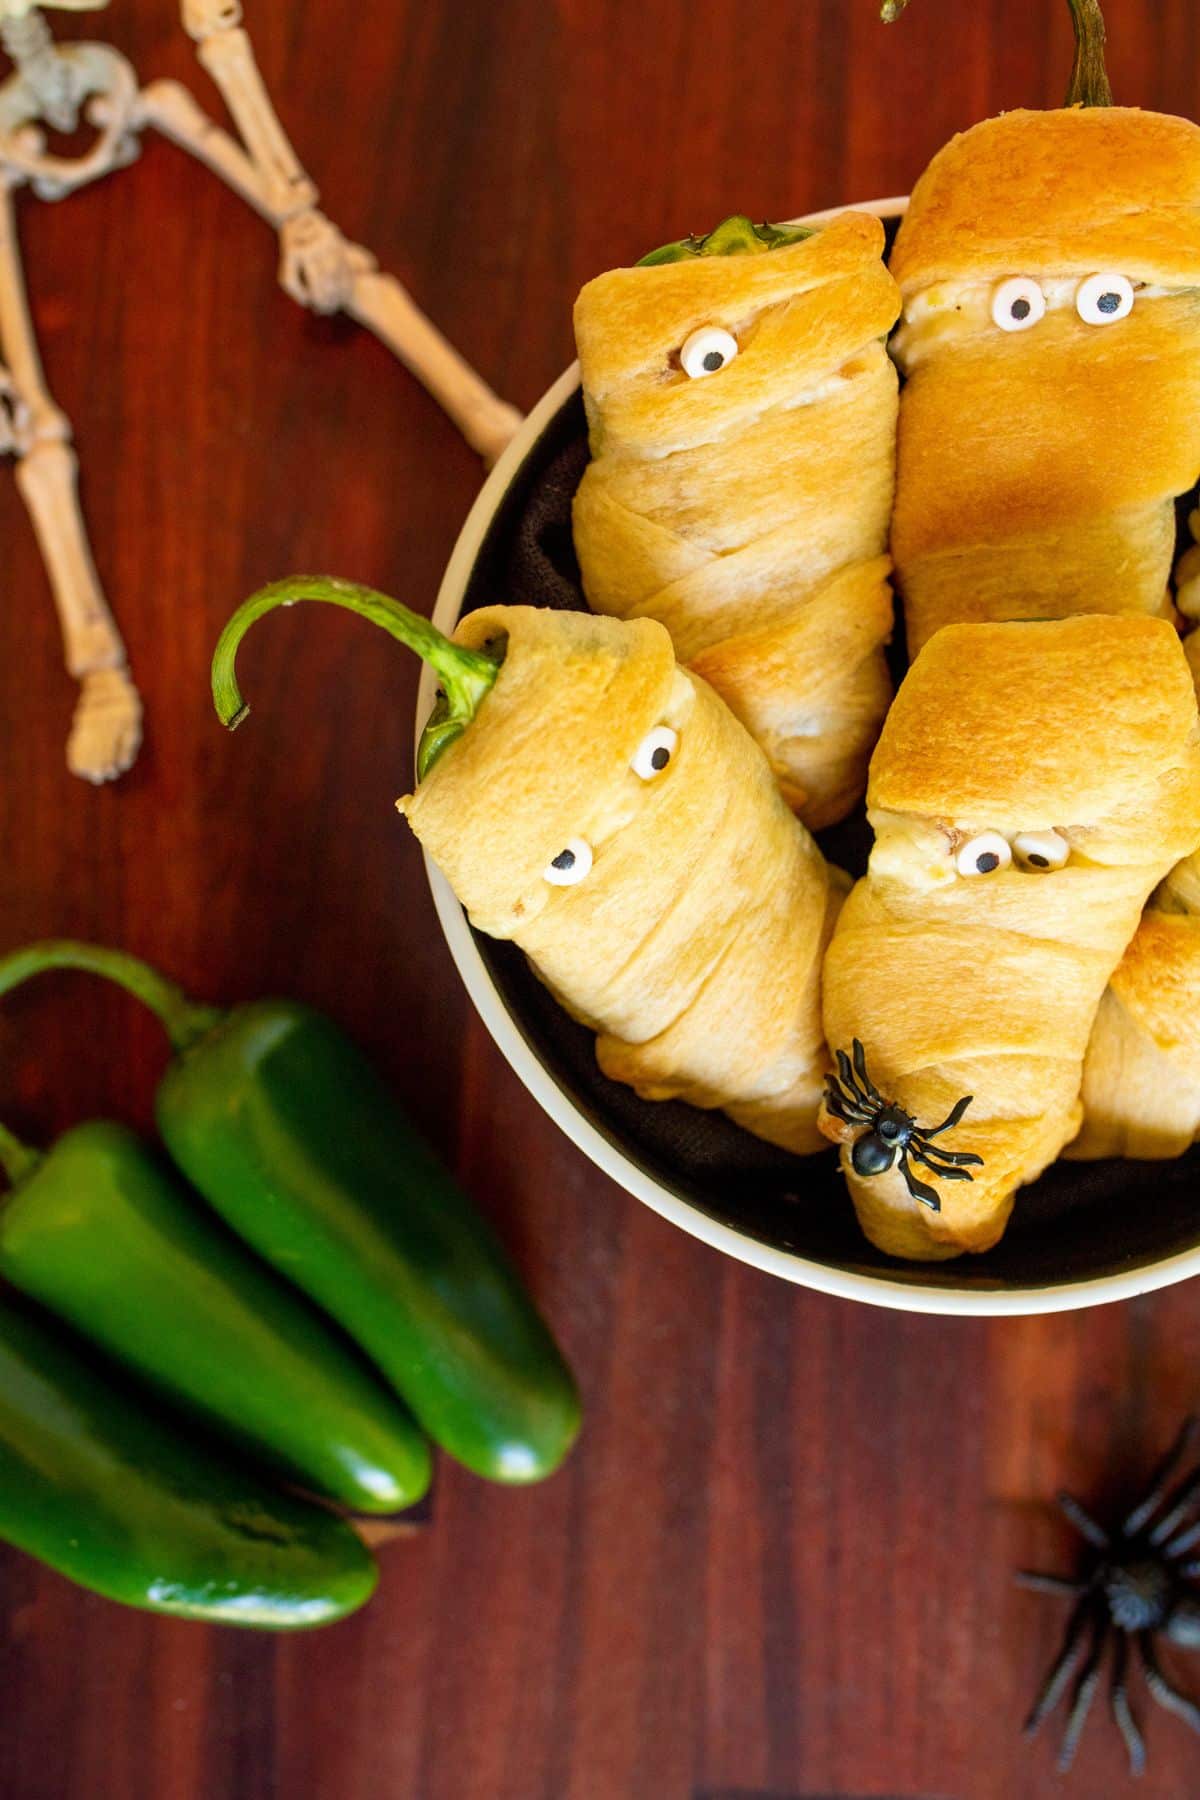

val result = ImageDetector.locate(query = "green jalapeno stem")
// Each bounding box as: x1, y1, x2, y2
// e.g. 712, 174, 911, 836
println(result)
0, 942, 224, 1057
882, 0, 1113, 107
0, 1122, 40, 1188
212, 575, 501, 779
1065, 0, 1112, 107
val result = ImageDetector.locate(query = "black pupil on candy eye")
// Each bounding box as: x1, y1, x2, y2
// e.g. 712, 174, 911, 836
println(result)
651, 746, 670, 770
1011, 297, 1031, 320
702, 350, 724, 371
552, 849, 575, 871
976, 852, 1000, 873
1098, 291, 1120, 314
1028, 853, 1049, 868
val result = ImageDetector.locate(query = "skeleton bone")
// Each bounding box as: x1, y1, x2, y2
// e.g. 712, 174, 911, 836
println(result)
150, 3, 522, 464
1, 0, 109, 134
0, 1, 521, 784
0, 175, 141, 780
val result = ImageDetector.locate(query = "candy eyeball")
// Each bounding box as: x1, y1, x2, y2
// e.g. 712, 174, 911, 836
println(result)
955, 832, 1012, 877
631, 725, 678, 780
680, 325, 738, 379
1076, 272, 1134, 326
543, 838, 593, 886
1013, 829, 1069, 871
991, 277, 1046, 333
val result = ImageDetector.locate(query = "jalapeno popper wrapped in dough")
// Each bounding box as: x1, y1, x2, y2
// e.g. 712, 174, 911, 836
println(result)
1072, 637, 1200, 1160
887, 2, 1200, 657
213, 580, 840, 1155
818, 616, 1200, 1261
572, 211, 899, 828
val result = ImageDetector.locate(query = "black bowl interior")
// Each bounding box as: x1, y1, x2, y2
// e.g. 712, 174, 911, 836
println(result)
451, 224, 1200, 1296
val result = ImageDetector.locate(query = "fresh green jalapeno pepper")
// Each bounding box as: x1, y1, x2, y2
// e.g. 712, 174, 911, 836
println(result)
0, 1295, 378, 1627
0, 939, 581, 1486
0, 1114, 431, 1513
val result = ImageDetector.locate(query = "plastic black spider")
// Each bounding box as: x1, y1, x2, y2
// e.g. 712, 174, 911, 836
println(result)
823, 1038, 983, 1209
1021, 1417, 1200, 1776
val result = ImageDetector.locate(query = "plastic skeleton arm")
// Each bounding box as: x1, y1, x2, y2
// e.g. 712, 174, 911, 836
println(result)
0, 5, 142, 781
138, 0, 523, 466
0, 2, 521, 785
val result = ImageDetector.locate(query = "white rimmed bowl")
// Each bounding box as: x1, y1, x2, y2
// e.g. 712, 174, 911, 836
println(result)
416, 198, 1200, 1316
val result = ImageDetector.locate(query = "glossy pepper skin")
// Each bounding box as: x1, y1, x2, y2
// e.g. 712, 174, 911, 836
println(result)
0, 940, 581, 1486
0, 1119, 431, 1513
158, 1002, 581, 1483
0, 1297, 378, 1627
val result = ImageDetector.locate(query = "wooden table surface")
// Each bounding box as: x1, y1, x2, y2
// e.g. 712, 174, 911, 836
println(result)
4, 2, 1200, 1796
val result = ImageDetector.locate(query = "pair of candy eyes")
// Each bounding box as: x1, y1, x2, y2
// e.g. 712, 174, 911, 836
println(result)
956, 829, 1069, 877
993, 273, 1135, 333
543, 726, 679, 886
680, 270, 1136, 375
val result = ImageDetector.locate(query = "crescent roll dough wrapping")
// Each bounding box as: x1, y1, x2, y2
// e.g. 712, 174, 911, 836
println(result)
819, 616, 1200, 1261
1073, 637, 1200, 1160
400, 605, 840, 1153
889, 107, 1200, 657
572, 211, 899, 828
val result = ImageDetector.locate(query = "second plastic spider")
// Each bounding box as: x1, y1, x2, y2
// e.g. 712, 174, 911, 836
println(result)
1021, 1417, 1200, 1775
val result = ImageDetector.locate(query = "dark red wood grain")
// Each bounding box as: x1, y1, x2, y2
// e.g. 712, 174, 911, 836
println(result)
4, 2, 1200, 1795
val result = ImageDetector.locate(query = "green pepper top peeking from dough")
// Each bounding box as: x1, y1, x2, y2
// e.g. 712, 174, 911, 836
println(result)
572, 209, 900, 831
214, 578, 842, 1156
636, 213, 817, 266
885, 0, 1200, 655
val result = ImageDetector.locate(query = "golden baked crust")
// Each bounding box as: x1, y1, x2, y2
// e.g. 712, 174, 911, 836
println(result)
819, 616, 1200, 1259
889, 106, 1200, 656
891, 107, 1200, 295
1073, 642, 1200, 1161
401, 605, 838, 1153
572, 211, 900, 827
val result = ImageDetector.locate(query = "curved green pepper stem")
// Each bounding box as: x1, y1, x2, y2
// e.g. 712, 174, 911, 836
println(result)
0, 942, 224, 1057
211, 575, 501, 780
881, 1, 1113, 108
0, 1121, 40, 1189
1065, 0, 1112, 107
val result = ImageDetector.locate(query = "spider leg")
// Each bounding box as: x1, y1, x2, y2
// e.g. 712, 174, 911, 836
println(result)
1057, 1491, 1111, 1549
906, 1143, 976, 1183
835, 1047, 873, 1109
1149, 1465, 1200, 1547
1024, 1594, 1094, 1737
1176, 1559, 1200, 1580
908, 1136, 985, 1169
1110, 1634, 1146, 1779
822, 1082, 873, 1127
923, 1092, 975, 1137
1015, 1570, 1087, 1597
1165, 1519, 1200, 1561
1140, 1632, 1200, 1737
851, 1037, 884, 1104
1056, 1615, 1107, 1773
1123, 1417, 1200, 1537
896, 1150, 941, 1211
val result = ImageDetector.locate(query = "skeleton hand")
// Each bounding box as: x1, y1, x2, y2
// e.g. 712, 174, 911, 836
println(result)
279, 211, 374, 315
